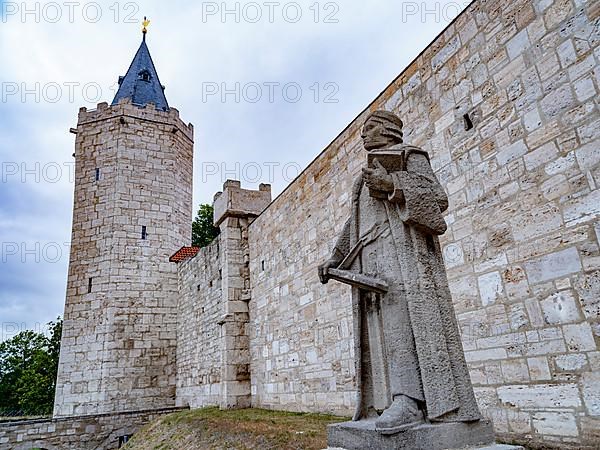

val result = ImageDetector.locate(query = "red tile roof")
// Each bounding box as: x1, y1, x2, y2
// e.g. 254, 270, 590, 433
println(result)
169, 246, 200, 263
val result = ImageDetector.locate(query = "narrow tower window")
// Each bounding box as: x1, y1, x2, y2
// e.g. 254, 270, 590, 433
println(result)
141, 226, 147, 240
95, 168, 100, 181
463, 113, 474, 131
88, 277, 93, 293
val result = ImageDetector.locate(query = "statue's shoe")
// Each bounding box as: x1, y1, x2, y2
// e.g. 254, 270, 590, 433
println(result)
375, 395, 424, 435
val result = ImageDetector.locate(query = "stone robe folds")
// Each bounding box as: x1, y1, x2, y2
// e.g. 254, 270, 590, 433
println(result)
332, 145, 481, 423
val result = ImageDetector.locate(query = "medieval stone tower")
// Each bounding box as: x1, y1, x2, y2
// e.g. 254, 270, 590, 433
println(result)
53, 29, 194, 417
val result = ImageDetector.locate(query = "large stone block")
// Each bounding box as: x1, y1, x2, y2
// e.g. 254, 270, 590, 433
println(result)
581, 372, 600, 416
563, 189, 600, 227
524, 247, 582, 284
562, 322, 596, 352
540, 291, 582, 324
497, 384, 581, 409
532, 411, 578, 437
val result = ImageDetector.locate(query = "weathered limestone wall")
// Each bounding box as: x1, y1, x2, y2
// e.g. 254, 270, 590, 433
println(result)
248, 0, 600, 447
0, 407, 186, 450
248, 144, 359, 415
175, 182, 271, 410
215, 181, 272, 409
54, 100, 194, 417
176, 240, 223, 408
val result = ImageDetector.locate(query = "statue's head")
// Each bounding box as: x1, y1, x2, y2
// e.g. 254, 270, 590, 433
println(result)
361, 110, 404, 151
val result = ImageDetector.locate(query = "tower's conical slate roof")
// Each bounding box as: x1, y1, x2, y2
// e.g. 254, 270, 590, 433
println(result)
112, 35, 169, 111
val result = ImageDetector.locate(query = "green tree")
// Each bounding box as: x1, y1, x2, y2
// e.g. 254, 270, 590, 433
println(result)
192, 204, 220, 248
0, 317, 62, 417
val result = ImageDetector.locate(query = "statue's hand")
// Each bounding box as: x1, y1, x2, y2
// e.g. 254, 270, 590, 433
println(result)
318, 259, 338, 284
362, 159, 394, 193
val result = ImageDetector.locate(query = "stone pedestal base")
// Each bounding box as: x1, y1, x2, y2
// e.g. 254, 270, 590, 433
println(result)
327, 419, 495, 450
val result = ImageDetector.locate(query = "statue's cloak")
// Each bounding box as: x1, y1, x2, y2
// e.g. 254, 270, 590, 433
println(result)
333, 145, 481, 423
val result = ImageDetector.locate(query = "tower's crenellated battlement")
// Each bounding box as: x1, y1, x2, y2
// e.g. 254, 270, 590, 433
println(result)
213, 180, 272, 226
77, 99, 194, 141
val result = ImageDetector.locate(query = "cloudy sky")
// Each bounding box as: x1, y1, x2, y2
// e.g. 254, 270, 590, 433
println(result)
0, 0, 466, 339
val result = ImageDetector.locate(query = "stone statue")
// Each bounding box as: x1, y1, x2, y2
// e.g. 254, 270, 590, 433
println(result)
319, 110, 482, 435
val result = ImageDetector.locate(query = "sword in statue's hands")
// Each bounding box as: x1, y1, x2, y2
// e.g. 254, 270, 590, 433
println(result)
318, 240, 388, 294
324, 268, 389, 294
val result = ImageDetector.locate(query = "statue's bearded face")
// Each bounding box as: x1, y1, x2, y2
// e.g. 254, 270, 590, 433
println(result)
361, 118, 403, 151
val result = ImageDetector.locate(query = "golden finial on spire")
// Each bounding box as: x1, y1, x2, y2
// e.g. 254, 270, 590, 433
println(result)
142, 16, 150, 35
